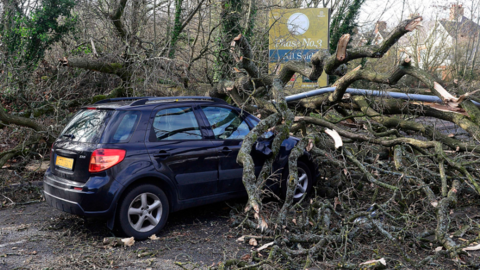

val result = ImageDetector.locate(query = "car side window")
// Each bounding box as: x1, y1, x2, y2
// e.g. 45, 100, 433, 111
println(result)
201, 106, 250, 140
109, 111, 141, 143
151, 107, 202, 141
246, 114, 260, 127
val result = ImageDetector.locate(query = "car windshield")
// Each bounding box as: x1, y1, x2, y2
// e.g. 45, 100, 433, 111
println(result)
60, 109, 113, 143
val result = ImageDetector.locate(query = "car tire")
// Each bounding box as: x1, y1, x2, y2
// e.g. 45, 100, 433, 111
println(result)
281, 161, 313, 202
117, 184, 169, 240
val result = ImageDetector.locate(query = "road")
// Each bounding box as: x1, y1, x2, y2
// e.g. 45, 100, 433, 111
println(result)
0, 199, 248, 269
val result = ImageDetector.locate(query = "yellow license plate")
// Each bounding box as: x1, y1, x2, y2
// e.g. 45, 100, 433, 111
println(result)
56, 156, 74, 170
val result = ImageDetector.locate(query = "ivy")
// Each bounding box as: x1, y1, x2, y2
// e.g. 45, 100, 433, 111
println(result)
329, 0, 365, 54
213, 0, 244, 81
0, 0, 77, 70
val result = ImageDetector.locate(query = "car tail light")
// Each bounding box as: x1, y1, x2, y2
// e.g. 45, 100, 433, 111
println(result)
89, 149, 126, 173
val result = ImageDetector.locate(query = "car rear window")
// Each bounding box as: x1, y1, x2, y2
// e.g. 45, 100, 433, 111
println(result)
60, 109, 113, 143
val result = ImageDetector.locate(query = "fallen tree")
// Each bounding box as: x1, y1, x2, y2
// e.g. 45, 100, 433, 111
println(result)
209, 16, 480, 268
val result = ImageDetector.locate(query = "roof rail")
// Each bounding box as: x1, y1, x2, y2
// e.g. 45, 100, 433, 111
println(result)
129, 96, 228, 106
94, 97, 153, 104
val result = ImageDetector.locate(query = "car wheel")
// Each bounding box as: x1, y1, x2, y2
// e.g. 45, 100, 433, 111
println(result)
282, 161, 313, 202
118, 184, 169, 240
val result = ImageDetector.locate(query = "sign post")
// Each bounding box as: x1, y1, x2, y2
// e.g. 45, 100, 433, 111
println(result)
269, 9, 329, 89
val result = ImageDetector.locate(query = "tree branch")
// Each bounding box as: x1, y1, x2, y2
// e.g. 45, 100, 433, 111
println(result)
110, 0, 129, 40
324, 16, 423, 74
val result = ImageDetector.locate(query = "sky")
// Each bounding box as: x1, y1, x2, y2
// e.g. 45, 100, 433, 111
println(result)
357, 0, 479, 31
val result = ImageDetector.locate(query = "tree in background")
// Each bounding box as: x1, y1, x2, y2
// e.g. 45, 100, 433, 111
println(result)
1, 0, 76, 69
0, 0, 76, 93
213, 0, 245, 81
329, 0, 365, 54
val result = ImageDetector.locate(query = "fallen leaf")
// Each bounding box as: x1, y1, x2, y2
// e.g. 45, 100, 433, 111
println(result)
241, 253, 251, 261
30, 251, 37, 255
249, 238, 258, 246
334, 197, 341, 210
149, 235, 159, 241
236, 236, 245, 243
431, 201, 438, 207
292, 219, 297, 225
359, 258, 386, 266
435, 246, 443, 252
121, 237, 135, 247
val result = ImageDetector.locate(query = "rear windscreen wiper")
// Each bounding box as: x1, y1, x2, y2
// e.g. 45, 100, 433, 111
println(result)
62, 134, 75, 139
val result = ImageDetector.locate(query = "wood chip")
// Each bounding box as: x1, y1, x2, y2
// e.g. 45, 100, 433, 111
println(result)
257, 241, 274, 252
463, 244, 480, 251
325, 129, 343, 149
359, 258, 386, 266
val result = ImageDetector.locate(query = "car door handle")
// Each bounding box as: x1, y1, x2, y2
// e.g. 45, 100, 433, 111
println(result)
221, 147, 232, 154
153, 151, 171, 158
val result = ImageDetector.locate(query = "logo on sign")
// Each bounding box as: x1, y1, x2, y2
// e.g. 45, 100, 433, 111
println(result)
287, 13, 309, 35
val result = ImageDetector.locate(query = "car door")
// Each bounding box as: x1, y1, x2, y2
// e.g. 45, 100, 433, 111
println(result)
145, 105, 218, 200
199, 106, 260, 194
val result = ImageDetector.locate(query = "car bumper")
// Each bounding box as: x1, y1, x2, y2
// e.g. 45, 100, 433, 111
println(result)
44, 189, 87, 215
43, 168, 123, 217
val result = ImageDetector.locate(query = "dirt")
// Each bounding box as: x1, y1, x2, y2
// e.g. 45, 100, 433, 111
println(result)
0, 198, 251, 270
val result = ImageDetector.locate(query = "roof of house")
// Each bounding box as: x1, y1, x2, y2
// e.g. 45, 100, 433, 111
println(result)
377, 30, 390, 39
440, 16, 480, 38
350, 32, 375, 47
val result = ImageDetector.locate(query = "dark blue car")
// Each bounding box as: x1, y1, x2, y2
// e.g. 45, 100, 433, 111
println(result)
44, 96, 317, 239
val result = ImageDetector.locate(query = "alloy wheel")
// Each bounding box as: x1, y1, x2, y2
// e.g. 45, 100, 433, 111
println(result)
294, 167, 309, 199
127, 192, 163, 232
